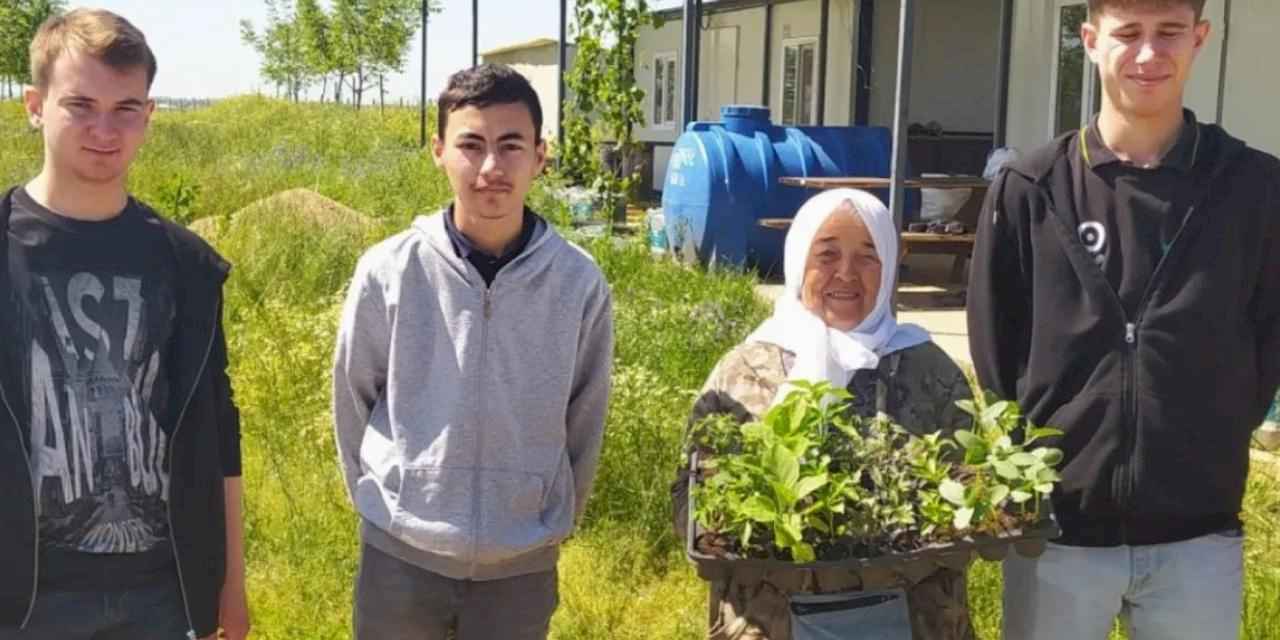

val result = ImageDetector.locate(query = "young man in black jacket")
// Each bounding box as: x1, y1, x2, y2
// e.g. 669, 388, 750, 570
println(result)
968, 0, 1280, 638
0, 9, 249, 640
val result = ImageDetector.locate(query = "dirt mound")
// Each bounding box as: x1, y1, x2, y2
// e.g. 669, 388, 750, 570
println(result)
189, 188, 371, 241
188, 216, 225, 241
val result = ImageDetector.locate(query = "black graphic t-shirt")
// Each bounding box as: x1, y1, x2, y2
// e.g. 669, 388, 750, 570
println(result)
9, 188, 178, 591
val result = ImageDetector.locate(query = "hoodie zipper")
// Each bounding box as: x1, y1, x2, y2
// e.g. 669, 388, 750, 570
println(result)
1113, 203, 1201, 515
1047, 186, 1205, 519
166, 296, 222, 640
0, 379, 39, 629
468, 285, 493, 577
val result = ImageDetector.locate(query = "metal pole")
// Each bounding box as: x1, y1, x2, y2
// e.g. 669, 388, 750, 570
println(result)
472, 0, 479, 67
558, 0, 568, 155
993, 0, 1013, 147
681, 0, 697, 128
1215, 0, 1233, 125
889, 0, 915, 231
695, 0, 703, 118
420, 0, 429, 147
762, 1, 773, 107
854, 0, 874, 125
817, 0, 829, 125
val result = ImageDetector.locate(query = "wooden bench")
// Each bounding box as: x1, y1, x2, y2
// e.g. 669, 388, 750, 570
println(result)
769, 176, 989, 283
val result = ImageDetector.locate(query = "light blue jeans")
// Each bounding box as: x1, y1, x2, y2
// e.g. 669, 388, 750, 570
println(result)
1001, 530, 1244, 640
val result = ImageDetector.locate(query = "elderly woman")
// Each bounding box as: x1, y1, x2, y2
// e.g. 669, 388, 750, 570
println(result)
674, 189, 976, 640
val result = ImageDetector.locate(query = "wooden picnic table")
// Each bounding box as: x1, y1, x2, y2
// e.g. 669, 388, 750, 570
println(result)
767, 175, 991, 283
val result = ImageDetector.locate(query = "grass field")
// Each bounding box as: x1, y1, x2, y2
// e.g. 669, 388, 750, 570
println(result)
2, 97, 1277, 639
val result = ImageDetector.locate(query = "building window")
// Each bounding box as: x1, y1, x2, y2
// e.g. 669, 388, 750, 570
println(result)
653, 53, 678, 128
781, 38, 819, 126
1051, 2, 1100, 136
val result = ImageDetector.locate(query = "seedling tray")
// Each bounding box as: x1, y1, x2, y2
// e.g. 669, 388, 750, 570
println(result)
684, 454, 1061, 583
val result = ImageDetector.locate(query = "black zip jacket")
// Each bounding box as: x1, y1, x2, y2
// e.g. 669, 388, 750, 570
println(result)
968, 125, 1280, 546
0, 188, 241, 637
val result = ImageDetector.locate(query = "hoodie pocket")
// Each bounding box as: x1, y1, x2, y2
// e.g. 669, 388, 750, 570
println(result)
391, 465, 567, 564
390, 466, 478, 559
474, 466, 571, 565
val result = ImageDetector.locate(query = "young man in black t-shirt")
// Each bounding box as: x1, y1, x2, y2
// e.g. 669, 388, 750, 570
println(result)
0, 9, 249, 640
968, 0, 1280, 638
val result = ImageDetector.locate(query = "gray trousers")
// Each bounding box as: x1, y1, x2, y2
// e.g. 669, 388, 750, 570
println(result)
354, 543, 558, 640
1002, 532, 1245, 640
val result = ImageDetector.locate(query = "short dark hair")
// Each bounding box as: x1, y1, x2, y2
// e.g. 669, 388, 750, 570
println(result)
1088, 0, 1207, 21
437, 64, 543, 143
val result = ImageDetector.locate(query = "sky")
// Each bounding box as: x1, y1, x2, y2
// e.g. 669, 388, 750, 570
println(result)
80, 0, 605, 102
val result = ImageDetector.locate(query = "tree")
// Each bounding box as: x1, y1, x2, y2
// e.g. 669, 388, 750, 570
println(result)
0, 0, 67, 95
363, 0, 424, 112
241, 0, 312, 102
562, 0, 655, 220
295, 0, 339, 103
248, 0, 434, 108
327, 0, 426, 110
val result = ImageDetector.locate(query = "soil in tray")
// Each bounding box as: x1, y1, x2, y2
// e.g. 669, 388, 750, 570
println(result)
693, 510, 1037, 563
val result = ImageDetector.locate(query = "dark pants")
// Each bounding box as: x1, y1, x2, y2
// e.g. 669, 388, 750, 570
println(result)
0, 581, 190, 640
354, 543, 559, 640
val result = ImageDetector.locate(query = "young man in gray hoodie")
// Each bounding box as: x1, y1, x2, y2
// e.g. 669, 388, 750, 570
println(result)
332, 64, 613, 639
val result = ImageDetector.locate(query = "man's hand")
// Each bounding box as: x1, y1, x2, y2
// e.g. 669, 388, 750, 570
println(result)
218, 575, 252, 640
218, 476, 251, 639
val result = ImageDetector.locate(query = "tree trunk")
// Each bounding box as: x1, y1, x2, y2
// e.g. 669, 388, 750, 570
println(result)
320, 76, 328, 104
354, 68, 365, 111
336, 73, 345, 105
379, 74, 385, 114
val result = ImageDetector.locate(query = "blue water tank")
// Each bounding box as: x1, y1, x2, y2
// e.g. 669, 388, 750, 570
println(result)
661, 105, 919, 274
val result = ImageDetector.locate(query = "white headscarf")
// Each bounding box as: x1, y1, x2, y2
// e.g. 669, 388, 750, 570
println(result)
746, 188, 931, 404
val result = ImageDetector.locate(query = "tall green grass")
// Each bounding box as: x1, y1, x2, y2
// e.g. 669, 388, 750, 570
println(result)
2, 97, 1277, 639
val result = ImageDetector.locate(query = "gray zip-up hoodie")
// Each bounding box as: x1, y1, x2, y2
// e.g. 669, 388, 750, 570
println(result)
333, 210, 613, 580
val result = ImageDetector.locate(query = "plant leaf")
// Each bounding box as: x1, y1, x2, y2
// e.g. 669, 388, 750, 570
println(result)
953, 507, 975, 530
791, 542, 816, 563
808, 518, 830, 534
1026, 427, 1064, 442
1034, 448, 1065, 467
940, 479, 968, 506
989, 484, 1011, 506
739, 496, 778, 522
963, 443, 990, 465
778, 515, 804, 546
954, 429, 980, 449
794, 475, 829, 500
993, 459, 1021, 480
1010, 490, 1034, 503
981, 401, 1010, 425
765, 444, 800, 489
1008, 452, 1039, 467
769, 481, 798, 509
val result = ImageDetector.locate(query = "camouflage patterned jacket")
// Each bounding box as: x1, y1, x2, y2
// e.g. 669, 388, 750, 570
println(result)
674, 340, 977, 640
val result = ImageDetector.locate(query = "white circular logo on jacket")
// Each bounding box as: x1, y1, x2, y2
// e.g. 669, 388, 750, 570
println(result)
1079, 222, 1107, 266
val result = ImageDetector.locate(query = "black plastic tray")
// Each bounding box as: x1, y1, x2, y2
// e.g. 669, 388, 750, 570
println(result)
684, 453, 1061, 582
